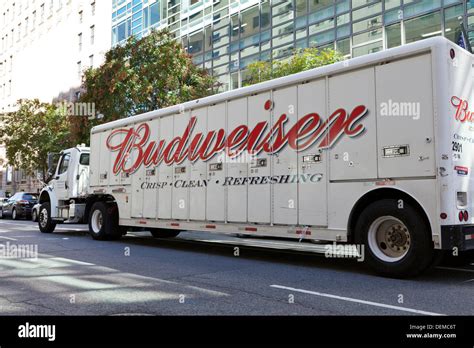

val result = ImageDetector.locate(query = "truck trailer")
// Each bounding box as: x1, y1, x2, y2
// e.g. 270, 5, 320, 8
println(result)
37, 37, 474, 277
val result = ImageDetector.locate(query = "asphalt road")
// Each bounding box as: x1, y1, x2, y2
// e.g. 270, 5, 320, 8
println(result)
0, 219, 473, 315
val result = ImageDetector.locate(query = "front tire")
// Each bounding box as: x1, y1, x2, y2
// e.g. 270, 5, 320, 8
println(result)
38, 202, 56, 233
355, 199, 433, 278
0, 208, 3, 219
150, 229, 180, 238
11, 208, 18, 220
88, 202, 122, 241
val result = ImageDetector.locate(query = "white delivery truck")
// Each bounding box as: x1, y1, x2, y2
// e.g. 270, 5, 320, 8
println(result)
37, 37, 474, 277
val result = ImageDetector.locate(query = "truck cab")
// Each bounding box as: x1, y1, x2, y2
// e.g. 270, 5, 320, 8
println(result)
38, 145, 90, 230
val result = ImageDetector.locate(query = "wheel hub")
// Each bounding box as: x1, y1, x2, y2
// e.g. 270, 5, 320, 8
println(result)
368, 216, 411, 262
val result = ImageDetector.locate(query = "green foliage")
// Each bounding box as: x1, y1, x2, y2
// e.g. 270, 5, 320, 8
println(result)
0, 99, 73, 180
78, 29, 217, 143
244, 47, 344, 86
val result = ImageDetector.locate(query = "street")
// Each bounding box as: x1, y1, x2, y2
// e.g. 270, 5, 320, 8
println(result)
0, 219, 473, 316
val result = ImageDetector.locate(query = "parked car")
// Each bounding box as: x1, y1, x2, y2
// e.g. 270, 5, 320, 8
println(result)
0, 192, 39, 220
31, 203, 40, 222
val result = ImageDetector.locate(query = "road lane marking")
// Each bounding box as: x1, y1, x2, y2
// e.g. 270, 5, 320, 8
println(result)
0, 236, 17, 241
270, 284, 444, 316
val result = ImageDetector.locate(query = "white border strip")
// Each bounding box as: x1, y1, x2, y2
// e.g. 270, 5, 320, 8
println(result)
270, 284, 444, 316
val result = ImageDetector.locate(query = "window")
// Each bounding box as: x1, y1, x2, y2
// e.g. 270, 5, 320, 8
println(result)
241, 5, 260, 38
78, 33, 82, 50
444, 5, 464, 43
386, 22, 401, 48
90, 25, 95, 44
404, 11, 441, 44
79, 153, 90, 166
58, 154, 70, 175
150, 2, 160, 25
22, 193, 38, 201
78, 10, 83, 23
77, 61, 81, 78
89, 54, 94, 66
91, 2, 95, 16
117, 21, 127, 41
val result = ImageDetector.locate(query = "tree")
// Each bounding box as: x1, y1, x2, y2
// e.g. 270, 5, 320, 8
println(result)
0, 99, 73, 182
244, 47, 344, 86
77, 29, 217, 143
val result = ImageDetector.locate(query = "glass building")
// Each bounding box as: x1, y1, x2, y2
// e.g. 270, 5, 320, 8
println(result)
112, 0, 474, 92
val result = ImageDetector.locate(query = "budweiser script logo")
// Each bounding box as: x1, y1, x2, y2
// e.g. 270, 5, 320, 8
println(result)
451, 96, 474, 123
106, 102, 368, 175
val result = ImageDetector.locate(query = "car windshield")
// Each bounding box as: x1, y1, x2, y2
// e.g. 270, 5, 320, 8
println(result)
23, 194, 38, 201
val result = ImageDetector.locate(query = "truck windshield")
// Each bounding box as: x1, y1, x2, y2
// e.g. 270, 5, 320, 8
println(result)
80, 153, 90, 166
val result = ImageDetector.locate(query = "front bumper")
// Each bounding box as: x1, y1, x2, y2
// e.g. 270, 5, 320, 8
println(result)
441, 225, 474, 251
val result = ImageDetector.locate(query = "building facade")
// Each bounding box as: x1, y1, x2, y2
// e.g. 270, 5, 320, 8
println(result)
0, 0, 112, 196
112, 0, 474, 91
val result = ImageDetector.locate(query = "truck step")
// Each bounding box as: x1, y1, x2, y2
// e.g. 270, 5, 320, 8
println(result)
146, 231, 361, 258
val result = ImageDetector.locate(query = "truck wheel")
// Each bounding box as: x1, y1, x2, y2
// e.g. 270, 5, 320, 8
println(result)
12, 208, 18, 220
38, 203, 57, 233
150, 229, 180, 238
355, 199, 433, 278
88, 202, 122, 241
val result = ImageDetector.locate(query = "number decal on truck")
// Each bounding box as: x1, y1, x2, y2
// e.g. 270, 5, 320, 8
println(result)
452, 141, 463, 153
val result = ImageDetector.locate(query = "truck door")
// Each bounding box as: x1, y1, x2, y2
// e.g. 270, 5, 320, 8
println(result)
98, 131, 111, 186
206, 103, 226, 222
189, 107, 207, 221
172, 112, 190, 220
248, 92, 272, 224
142, 118, 160, 219
89, 133, 100, 187
328, 67, 377, 180
273, 86, 298, 225
54, 152, 71, 201
375, 54, 435, 178
297, 79, 328, 226
158, 115, 174, 219
131, 124, 146, 218
227, 97, 248, 223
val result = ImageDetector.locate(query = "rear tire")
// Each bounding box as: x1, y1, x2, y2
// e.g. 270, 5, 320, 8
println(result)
32, 209, 37, 222
88, 202, 122, 241
38, 202, 56, 233
355, 199, 433, 278
150, 229, 180, 238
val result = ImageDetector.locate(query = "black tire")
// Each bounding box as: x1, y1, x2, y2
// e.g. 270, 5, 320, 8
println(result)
355, 199, 433, 278
0, 208, 4, 219
11, 207, 18, 220
38, 202, 57, 233
32, 209, 37, 222
150, 229, 180, 238
88, 202, 122, 241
